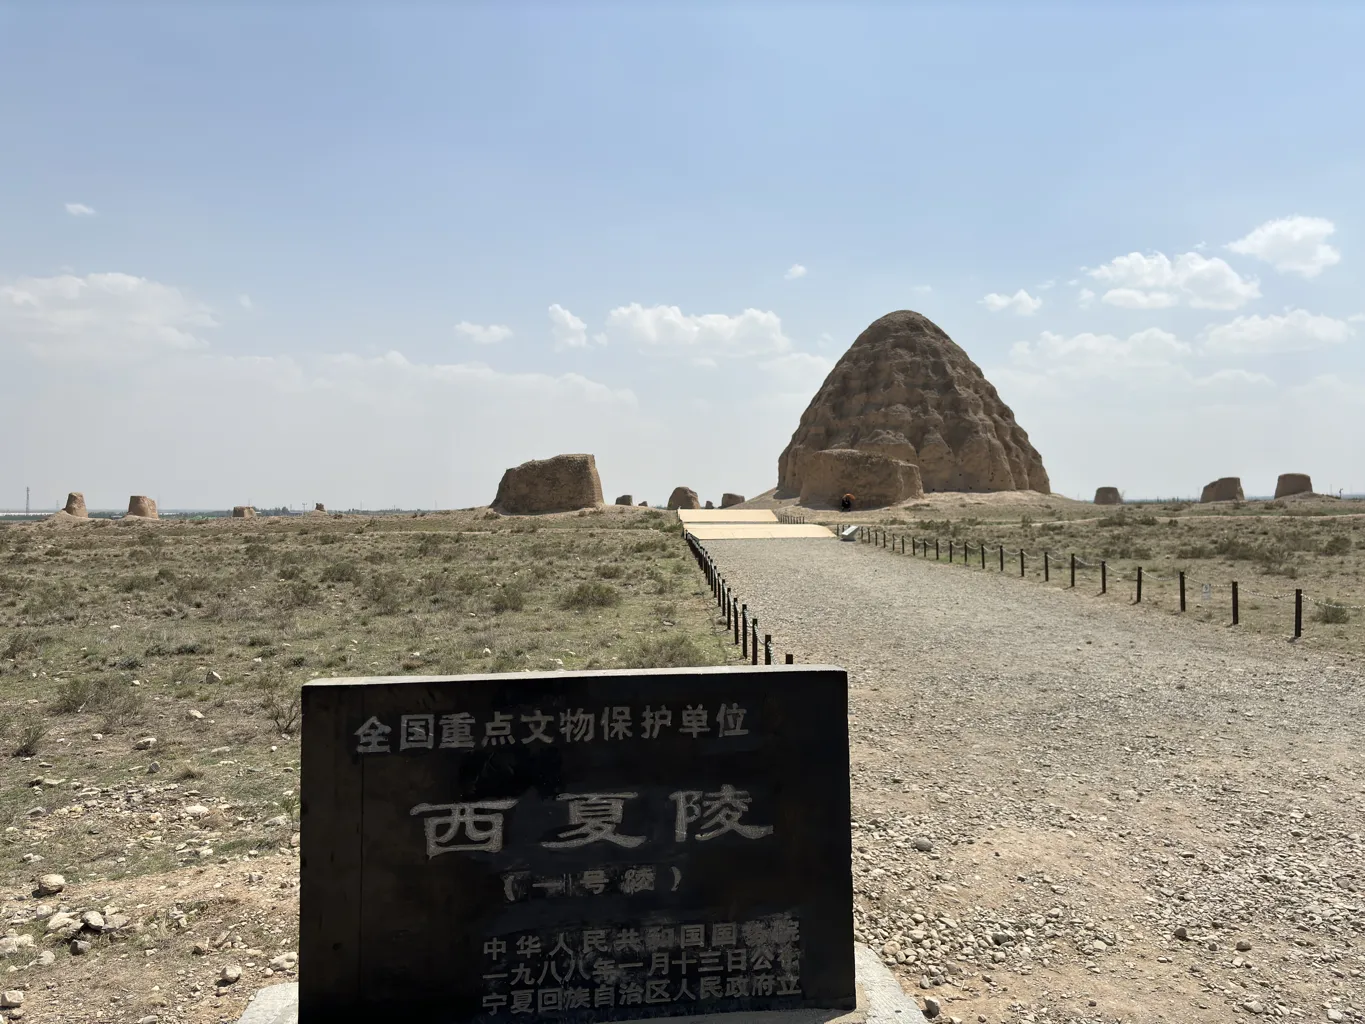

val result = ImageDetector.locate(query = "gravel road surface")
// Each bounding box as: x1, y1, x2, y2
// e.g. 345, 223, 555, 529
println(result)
704, 537, 1365, 1024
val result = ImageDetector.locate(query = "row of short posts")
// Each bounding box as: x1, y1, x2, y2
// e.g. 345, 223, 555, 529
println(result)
688, 534, 791, 665
855, 527, 1292, 634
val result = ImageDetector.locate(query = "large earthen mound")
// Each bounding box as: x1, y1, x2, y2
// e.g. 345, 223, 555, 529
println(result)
668, 487, 700, 510
1094, 487, 1122, 505
1200, 477, 1244, 503
1275, 473, 1313, 499
127, 496, 158, 519
64, 492, 88, 518
721, 493, 745, 508
798, 449, 924, 509
492, 454, 603, 515
779, 310, 1049, 496
232, 506, 256, 518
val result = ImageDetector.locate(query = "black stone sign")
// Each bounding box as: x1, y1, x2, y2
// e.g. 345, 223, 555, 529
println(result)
300, 665, 854, 1024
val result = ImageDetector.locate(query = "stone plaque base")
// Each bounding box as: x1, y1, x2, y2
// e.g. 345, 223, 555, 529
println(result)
235, 946, 927, 1024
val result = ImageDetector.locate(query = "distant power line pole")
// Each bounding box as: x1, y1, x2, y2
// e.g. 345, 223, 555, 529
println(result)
25, 486, 29, 514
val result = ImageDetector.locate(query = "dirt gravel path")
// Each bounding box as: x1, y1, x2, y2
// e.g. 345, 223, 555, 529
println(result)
703, 537, 1365, 1024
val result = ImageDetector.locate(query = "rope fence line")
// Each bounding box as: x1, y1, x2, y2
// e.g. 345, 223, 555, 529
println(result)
686, 534, 794, 668
846, 523, 1355, 641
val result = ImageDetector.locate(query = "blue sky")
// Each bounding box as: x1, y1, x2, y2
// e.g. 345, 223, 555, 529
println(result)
3, 3, 1362, 509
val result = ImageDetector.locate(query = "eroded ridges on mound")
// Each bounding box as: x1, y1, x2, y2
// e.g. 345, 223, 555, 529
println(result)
778, 310, 1049, 497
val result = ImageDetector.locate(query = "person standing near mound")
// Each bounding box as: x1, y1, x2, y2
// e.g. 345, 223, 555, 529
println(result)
840, 493, 854, 512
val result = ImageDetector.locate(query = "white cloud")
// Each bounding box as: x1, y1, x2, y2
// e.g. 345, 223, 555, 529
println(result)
1193, 368, 1274, 390
1099, 287, 1179, 310
759, 351, 833, 390
605, 303, 791, 358
1200, 309, 1352, 355
981, 289, 1042, 315
1077, 288, 1096, 308
548, 303, 603, 350
238, 294, 254, 310
1088, 251, 1260, 310
0, 272, 216, 360
64, 202, 96, 217
455, 321, 513, 345
1227, 216, 1340, 278
784, 264, 807, 280
911, 285, 933, 295
1010, 327, 1192, 379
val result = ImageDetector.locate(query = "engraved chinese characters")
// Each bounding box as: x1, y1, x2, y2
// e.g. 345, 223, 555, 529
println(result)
354, 701, 751, 753
300, 666, 853, 1024
479, 914, 803, 1017
409, 786, 771, 859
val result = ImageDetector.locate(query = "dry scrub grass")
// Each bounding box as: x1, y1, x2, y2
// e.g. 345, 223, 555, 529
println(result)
0, 505, 733, 1022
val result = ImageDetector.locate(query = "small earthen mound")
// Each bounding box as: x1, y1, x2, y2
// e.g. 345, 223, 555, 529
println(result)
493, 454, 604, 515
668, 487, 700, 510
64, 492, 88, 518
798, 449, 924, 509
704, 500, 715, 509
314, 503, 326, 512
1274, 473, 1313, 499
127, 496, 158, 519
721, 493, 745, 508
1200, 477, 1244, 503
615, 494, 633, 506
44, 510, 88, 526
638, 501, 648, 507
1094, 487, 1122, 506
232, 506, 256, 518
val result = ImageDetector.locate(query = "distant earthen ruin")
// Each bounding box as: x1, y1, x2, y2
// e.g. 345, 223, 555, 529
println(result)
614, 494, 633, 506
1200, 477, 1244, 503
492, 454, 604, 515
667, 487, 700, 510
1275, 473, 1313, 498
64, 492, 88, 518
721, 493, 745, 508
127, 496, 158, 519
1094, 487, 1121, 506
232, 506, 256, 518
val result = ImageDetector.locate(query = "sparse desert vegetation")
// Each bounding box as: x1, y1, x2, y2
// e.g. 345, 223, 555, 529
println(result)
0, 505, 734, 1023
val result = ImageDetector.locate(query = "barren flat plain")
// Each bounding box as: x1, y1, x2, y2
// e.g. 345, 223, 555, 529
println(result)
2, 493, 1363, 1023
0, 506, 730, 1023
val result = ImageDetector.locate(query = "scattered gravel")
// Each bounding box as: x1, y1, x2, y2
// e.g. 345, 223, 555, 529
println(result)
706, 537, 1365, 1023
